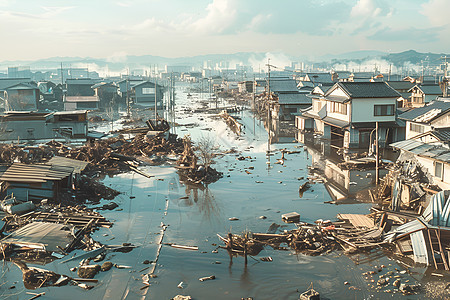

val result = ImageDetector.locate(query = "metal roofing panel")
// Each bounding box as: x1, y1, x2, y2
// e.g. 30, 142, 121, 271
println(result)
398, 100, 450, 122
408, 143, 434, 155
49, 157, 89, 174
390, 139, 423, 151
434, 152, 450, 163
0, 222, 74, 253
410, 230, 429, 264
383, 218, 427, 242
422, 191, 450, 227
421, 148, 450, 158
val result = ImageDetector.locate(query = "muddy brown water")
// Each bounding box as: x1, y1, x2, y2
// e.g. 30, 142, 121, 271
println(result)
0, 83, 438, 299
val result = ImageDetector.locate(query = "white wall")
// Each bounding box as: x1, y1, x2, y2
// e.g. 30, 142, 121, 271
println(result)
351, 97, 397, 123
406, 121, 432, 140
416, 156, 450, 190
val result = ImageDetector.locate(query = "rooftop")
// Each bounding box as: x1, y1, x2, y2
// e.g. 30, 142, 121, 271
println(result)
329, 82, 401, 99
390, 139, 450, 163
398, 100, 450, 123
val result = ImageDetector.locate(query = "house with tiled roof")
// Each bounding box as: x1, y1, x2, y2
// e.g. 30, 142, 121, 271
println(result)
296, 81, 404, 150
407, 84, 443, 108
266, 77, 312, 121
398, 98, 450, 139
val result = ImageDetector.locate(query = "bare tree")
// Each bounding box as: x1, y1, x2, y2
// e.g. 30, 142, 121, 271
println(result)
195, 135, 216, 170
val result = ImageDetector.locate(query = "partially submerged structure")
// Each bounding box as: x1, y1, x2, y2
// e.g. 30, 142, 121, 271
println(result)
0, 110, 88, 142
297, 81, 404, 150
0, 162, 74, 202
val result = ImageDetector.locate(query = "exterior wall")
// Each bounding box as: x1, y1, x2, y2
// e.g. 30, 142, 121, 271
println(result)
312, 98, 324, 113
6, 89, 39, 111
351, 97, 397, 123
134, 85, 163, 107
328, 88, 347, 98
415, 156, 450, 190
0, 114, 88, 142
405, 121, 432, 140
64, 102, 77, 111
431, 113, 450, 128
315, 119, 325, 134
348, 127, 360, 148
326, 101, 350, 122
295, 116, 314, 130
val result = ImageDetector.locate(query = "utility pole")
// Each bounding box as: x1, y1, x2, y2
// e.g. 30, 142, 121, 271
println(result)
266, 58, 271, 147
60, 62, 64, 86
388, 64, 392, 81
155, 77, 158, 123
375, 121, 379, 185
441, 56, 449, 97
126, 69, 130, 118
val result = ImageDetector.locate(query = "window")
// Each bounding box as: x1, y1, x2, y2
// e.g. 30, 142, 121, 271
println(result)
435, 161, 444, 179
142, 87, 154, 95
374, 104, 394, 116
410, 123, 425, 133
329, 102, 347, 115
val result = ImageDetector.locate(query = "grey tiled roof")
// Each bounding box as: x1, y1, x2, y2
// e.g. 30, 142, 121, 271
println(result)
327, 82, 401, 98
417, 84, 442, 95
277, 92, 311, 105
268, 78, 299, 93
386, 81, 415, 91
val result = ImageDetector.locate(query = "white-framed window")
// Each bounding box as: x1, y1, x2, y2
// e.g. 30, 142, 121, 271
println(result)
435, 161, 444, 180
142, 88, 155, 95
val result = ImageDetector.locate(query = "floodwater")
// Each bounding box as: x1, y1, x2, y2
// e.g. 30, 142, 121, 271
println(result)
0, 83, 436, 299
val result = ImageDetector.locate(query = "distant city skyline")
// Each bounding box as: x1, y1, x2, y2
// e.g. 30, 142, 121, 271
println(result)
1, 0, 449, 62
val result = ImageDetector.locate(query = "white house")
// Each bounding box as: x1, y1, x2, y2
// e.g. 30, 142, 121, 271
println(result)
398, 98, 450, 140
391, 139, 450, 190
296, 81, 403, 150
407, 84, 442, 108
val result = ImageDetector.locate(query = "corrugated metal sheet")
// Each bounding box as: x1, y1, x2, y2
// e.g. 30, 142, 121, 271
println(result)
48, 156, 89, 174
422, 190, 450, 227
384, 218, 428, 242
408, 143, 434, 155
0, 222, 73, 253
0, 163, 73, 183
410, 230, 429, 264
390, 139, 423, 151
390, 180, 401, 212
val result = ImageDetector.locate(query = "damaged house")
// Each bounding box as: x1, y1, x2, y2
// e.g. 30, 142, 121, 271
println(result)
0, 162, 74, 202
398, 98, 450, 140
0, 110, 88, 143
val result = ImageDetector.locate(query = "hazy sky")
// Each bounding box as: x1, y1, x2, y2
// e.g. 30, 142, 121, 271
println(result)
1, 0, 449, 61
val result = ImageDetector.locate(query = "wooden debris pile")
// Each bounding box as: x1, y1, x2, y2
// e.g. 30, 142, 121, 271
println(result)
1, 204, 108, 264
176, 135, 223, 185
374, 159, 440, 212
219, 110, 242, 135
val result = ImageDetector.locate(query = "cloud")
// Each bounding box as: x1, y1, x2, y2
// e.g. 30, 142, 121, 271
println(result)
187, 0, 238, 35
368, 26, 442, 43
132, 18, 176, 32
421, 0, 450, 27
41, 6, 75, 18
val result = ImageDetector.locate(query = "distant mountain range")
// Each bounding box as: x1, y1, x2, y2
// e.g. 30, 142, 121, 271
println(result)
0, 50, 448, 73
